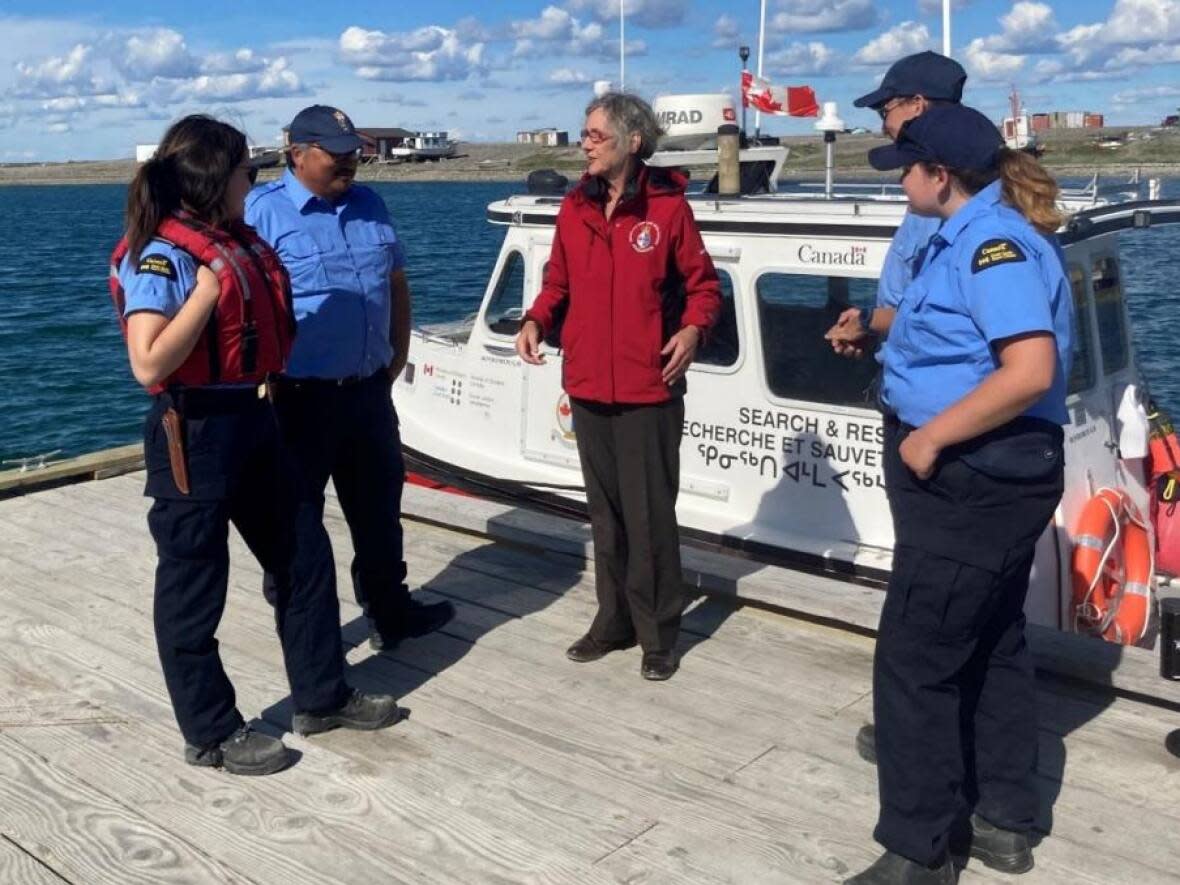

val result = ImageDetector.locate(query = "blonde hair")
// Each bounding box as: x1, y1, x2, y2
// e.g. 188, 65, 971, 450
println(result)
998, 149, 1064, 235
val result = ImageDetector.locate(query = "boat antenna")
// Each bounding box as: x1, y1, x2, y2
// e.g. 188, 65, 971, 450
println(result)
942, 0, 952, 56
754, 0, 767, 139
620, 0, 626, 90
739, 44, 751, 136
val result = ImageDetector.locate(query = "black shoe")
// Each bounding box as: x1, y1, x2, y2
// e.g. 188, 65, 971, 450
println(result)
856, 723, 878, 765
843, 851, 955, 885
185, 725, 292, 776
565, 633, 636, 663
292, 689, 406, 736
953, 813, 1034, 874
640, 651, 678, 681
369, 599, 456, 651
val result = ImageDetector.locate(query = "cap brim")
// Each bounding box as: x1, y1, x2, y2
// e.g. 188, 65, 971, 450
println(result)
315, 133, 363, 153
853, 86, 892, 109
868, 143, 910, 171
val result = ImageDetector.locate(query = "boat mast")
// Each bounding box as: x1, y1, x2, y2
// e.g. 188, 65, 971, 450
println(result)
754, 0, 767, 138
942, 0, 952, 56
620, 1, 626, 90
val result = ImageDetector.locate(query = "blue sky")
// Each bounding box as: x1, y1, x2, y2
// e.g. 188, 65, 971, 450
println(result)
3, 0, 1180, 161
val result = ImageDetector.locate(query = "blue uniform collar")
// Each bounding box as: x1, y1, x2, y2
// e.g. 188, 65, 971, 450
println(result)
281, 168, 351, 213
933, 179, 1004, 246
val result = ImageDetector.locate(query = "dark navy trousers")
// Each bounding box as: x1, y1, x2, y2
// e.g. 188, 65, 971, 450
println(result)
144, 390, 350, 749
264, 370, 412, 634
873, 415, 1063, 866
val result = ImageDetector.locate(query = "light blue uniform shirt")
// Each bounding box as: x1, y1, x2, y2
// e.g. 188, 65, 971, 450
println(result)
878, 211, 942, 308
118, 240, 198, 319
880, 180, 1072, 428
244, 169, 407, 380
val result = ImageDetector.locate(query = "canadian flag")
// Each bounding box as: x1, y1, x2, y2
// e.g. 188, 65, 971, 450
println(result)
741, 71, 819, 117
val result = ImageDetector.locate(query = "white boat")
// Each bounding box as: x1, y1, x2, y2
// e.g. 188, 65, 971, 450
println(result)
393, 124, 1180, 658
388, 132, 457, 162
1002, 86, 1039, 153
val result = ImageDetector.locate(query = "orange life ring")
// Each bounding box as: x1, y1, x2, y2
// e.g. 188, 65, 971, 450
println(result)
1071, 488, 1154, 645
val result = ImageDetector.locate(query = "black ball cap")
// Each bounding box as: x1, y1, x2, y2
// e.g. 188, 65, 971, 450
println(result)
287, 105, 362, 153
854, 51, 967, 109
868, 104, 1002, 172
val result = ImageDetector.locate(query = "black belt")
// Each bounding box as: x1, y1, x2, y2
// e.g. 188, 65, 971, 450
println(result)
277, 369, 384, 390
157, 384, 264, 414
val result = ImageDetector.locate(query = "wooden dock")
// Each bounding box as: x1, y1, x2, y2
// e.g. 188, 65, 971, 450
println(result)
1, 465, 1179, 884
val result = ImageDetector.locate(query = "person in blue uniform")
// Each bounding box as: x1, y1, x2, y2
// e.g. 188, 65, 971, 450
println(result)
838, 105, 1072, 884
829, 51, 967, 357
245, 105, 454, 652
113, 116, 404, 776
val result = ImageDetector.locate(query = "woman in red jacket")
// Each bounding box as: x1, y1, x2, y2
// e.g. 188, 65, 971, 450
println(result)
515, 92, 721, 680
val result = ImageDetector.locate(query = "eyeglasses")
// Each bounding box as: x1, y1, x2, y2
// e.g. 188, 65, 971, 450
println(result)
877, 96, 914, 121
579, 128, 616, 145
237, 162, 259, 185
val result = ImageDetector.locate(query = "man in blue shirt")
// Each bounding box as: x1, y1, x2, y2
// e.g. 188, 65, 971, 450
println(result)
829, 52, 967, 353
246, 105, 454, 651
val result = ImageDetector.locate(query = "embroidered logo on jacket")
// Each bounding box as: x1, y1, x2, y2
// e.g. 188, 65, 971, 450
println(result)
971, 239, 1027, 274
630, 221, 660, 253
137, 254, 177, 279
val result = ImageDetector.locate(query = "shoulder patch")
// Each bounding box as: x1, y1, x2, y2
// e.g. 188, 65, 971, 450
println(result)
971, 238, 1026, 274
137, 254, 177, 279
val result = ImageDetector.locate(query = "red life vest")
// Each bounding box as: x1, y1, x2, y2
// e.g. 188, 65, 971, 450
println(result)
109, 213, 296, 394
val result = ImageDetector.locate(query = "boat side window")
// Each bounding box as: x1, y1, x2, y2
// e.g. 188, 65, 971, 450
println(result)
1092, 255, 1129, 375
755, 272, 879, 407
694, 270, 738, 368
1067, 265, 1095, 394
483, 250, 526, 337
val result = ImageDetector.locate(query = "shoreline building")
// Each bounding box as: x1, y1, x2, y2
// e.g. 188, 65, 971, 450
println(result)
516, 128, 570, 147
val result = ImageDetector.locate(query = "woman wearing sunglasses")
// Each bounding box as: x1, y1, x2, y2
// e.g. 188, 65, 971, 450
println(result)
110, 115, 401, 777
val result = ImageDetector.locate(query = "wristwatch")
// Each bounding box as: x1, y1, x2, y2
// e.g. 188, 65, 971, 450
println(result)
858, 307, 875, 336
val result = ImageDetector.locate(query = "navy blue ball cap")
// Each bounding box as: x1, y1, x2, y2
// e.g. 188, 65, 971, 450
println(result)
288, 104, 362, 153
853, 51, 967, 109
868, 104, 1003, 172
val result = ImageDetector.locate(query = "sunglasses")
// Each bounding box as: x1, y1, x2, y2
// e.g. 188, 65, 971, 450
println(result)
877, 96, 914, 121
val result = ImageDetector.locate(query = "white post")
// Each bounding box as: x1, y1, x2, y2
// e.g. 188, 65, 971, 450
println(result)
620, 1, 626, 90
942, 0, 952, 57
754, 0, 767, 136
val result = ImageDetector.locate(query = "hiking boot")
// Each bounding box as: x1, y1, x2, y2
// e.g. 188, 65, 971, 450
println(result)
565, 633, 636, 663
843, 851, 955, 885
292, 689, 405, 736
953, 813, 1034, 874
184, 725, 292, 776
369, 599, 456, 651
856, 723, 878, 764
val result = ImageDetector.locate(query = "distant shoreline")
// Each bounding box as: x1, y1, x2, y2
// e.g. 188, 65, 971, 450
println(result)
5, 133, 1180, 186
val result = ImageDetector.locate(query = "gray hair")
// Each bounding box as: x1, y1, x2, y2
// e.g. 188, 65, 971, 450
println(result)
584, 92, 663, 161
285, 142, 310, 169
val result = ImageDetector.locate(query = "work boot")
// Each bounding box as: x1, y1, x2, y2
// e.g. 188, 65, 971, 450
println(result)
185, 725, 292, 776
369, 599, 456, 651
292, 689, 405, 736
843, 851, 955, 885
954, 813, 1034, 874
856, 723, 877, 764
565, 633, 636, 663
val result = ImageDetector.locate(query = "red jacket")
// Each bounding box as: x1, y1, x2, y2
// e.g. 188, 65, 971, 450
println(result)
524, 166, 721, 404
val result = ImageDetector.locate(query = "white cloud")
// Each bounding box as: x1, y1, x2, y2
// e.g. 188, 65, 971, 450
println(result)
980, 2, 1059, 53
769, 0, 880, 35
917, 0, 970, 13
171, 57, 305, 102
118, 29, 199, 81
713, 14, 742, 50
853, 22, 931, 65
202, 48, 270, 75
339, 25, 487, 81
564, 0, 688, 29
765, 41, 840, 76
962, 37, 1026, 79
1112, 83, 1180, 103
14, 44, 105, 97
547, 67, 592, 84
508, 8, 644, 60
514, 6, 581, 40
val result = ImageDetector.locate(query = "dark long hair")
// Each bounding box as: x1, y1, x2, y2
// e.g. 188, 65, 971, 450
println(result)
124, 115, 248, 260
